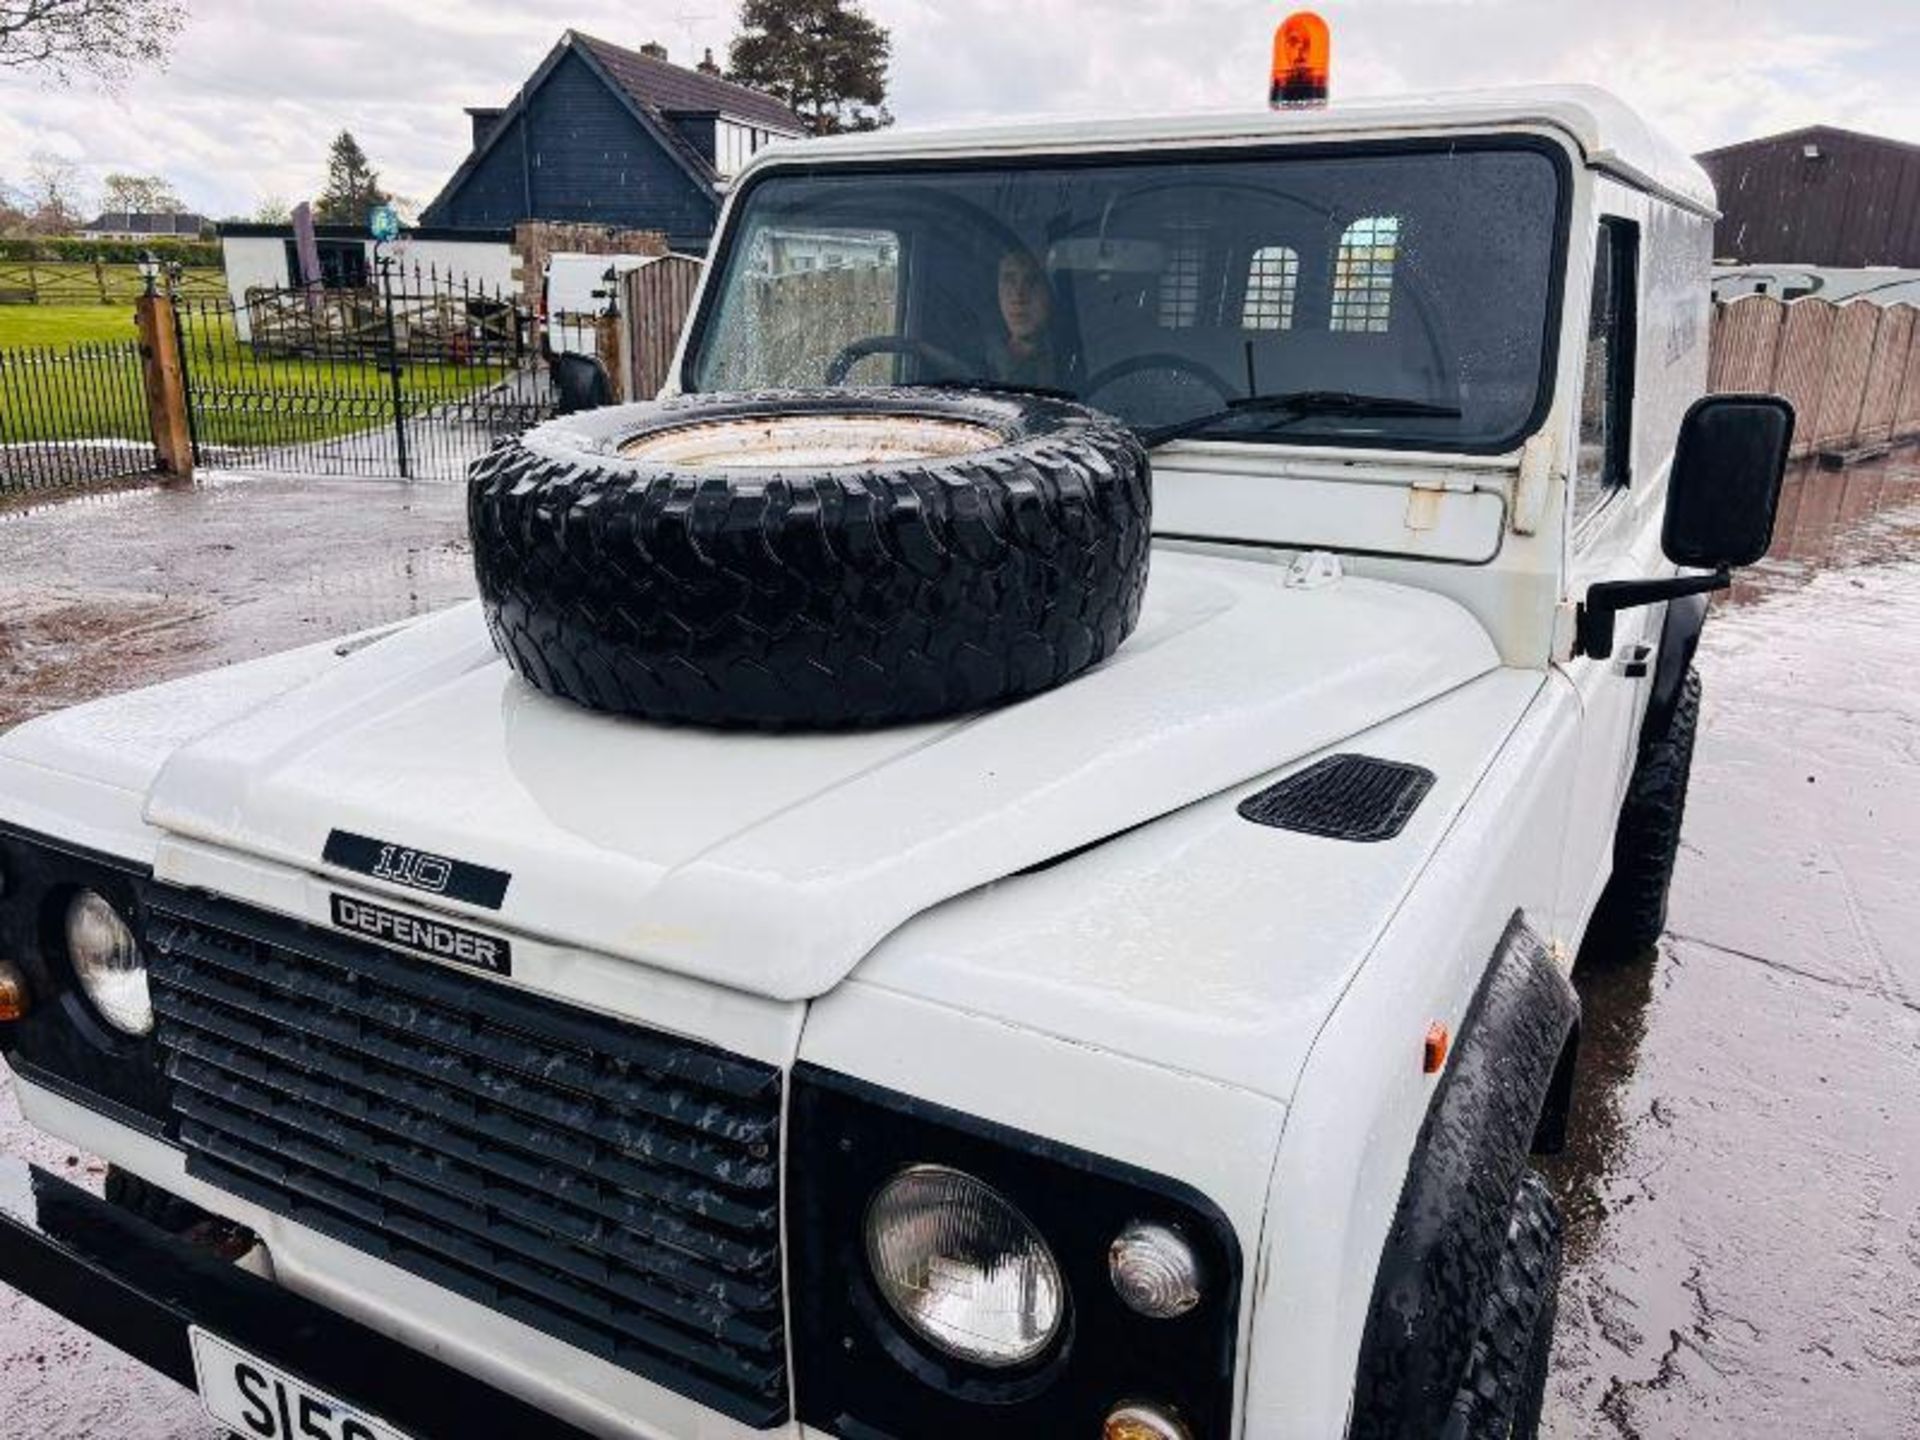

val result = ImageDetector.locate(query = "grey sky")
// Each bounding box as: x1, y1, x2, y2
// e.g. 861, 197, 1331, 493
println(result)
4, 0, 1918, 220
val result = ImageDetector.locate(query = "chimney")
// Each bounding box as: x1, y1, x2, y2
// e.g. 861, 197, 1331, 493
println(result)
466, 106, 506, 149
698, 48, 721, 76
639, 40, 668, 60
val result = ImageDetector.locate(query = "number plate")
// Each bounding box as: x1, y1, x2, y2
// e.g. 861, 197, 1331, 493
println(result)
189, 1328, 415, 1440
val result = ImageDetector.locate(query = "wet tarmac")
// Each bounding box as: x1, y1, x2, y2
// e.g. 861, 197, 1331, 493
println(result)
0, 460, 1916, 1436
0, 472, 472, 732
1541, 454, 1920, 1438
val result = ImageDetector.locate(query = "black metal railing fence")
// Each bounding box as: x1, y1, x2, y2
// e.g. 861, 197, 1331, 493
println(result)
174, 262, 553, 481
0, 339, 156, 495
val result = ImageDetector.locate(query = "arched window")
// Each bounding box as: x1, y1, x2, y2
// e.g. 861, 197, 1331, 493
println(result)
1330, 215, 1399, 332
1242, 245, 1300, 330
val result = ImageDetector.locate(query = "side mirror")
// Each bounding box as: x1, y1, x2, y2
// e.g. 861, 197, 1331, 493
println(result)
551, 352, 613, 414
1577, 393, 1795, 660
1663, 393, 1794, 568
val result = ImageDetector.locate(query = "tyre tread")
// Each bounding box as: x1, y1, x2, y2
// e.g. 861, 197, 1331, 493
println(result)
1444, 1169, 1564, 1440
1592, 667, 1703, 950
469, 389, 1151, 728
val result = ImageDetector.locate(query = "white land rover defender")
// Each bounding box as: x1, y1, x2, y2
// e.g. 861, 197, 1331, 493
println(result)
0, 86, 1792, 1440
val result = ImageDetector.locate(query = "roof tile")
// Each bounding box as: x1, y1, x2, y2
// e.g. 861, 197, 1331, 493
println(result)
574, 33, 804, 135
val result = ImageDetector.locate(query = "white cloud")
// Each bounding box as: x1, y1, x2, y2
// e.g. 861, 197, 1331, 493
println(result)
3, 0, 1919, 220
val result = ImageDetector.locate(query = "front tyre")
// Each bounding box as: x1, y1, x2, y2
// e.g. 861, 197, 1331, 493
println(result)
1446, 1170, 1563, 1440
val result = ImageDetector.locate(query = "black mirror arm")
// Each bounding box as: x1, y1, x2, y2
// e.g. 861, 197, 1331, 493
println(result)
1576, 567, 1731, 661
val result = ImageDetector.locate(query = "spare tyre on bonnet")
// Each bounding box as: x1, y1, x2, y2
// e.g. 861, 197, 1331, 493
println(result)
468, 386, 1152, 729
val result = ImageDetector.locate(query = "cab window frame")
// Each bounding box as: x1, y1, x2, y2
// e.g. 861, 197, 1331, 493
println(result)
680, 135, 1576, 458
1574, 215, 1640, 536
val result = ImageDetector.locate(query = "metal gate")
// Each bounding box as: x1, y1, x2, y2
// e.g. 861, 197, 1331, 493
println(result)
0, 338, 156, 496
174, 263, 553, 481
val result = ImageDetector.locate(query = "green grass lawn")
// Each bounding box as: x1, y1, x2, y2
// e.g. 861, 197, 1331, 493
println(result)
0, 304, 142, 349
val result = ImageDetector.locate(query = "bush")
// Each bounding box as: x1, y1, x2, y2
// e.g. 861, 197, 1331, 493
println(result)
0, 237, 222, 267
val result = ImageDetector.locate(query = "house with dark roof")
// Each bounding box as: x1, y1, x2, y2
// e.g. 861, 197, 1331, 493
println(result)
420, 32, 805, 253
79, 211, 212, 241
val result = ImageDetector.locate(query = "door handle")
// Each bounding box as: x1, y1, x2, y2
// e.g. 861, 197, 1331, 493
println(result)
1613, 642, 1653, 678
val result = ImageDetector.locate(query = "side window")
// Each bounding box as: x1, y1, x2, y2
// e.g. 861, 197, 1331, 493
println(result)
1329, 215, 1398, 332
1574, 218, 1639, 527
1242, 244, 1300, 330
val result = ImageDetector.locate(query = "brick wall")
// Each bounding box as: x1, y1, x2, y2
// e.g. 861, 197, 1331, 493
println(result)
511, 220, 669, 311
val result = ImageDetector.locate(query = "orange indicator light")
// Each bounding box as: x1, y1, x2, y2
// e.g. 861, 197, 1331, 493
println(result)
1271, 11, 1331, 110
1423, 1021, 1450, 1074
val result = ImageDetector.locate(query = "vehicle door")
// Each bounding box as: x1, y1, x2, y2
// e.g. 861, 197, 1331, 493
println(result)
1555, 214, 1659, 942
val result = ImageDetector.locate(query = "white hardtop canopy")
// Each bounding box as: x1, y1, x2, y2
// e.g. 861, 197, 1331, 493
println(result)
746, 83, 1716, 218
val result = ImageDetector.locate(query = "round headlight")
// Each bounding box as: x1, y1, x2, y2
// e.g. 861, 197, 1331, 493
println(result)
864, 1164, 1065, 1367
65, 890, 151, 1036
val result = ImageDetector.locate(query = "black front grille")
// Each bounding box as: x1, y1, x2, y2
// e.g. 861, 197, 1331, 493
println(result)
144, 889, 789, 1427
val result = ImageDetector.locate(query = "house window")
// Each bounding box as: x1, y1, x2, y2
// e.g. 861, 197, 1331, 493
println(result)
1575, 218, 1639, 527
715, 121, 742, 178
282, 238, 369, 290
1242, 245, 1300, 330
1330, 215, 1398, 332
715, 120, 786, 179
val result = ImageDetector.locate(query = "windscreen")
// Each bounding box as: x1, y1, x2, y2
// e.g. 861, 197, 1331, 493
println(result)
685, 142, 1565, 451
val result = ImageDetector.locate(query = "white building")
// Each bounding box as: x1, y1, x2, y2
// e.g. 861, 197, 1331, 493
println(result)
216, 223, 518, 339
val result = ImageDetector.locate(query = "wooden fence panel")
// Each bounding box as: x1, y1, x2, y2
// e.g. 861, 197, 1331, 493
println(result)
1709, 294, 1782, 393
1898, 311, 1920, 440
1856, 305, 1915, 447
620, 255, 703, 400
0, 261, 225, 306
1768, 300, 1835, 458
1708, 294, 1920, 455
1811, 302, 1880, 451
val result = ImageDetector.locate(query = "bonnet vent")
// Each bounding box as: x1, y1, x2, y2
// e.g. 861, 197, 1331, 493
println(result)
1237, 754, 1435, 842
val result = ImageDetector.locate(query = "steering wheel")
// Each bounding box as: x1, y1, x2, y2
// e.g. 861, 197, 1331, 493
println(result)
825, 335, 972, 386
1083, 353, 1239, 411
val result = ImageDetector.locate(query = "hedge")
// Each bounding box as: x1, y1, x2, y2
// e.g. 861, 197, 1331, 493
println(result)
0, 237, 222, 266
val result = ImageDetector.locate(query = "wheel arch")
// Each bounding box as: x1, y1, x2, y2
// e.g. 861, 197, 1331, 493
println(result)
1644, 591, 1708, 741
1346, 911, 1580, 1440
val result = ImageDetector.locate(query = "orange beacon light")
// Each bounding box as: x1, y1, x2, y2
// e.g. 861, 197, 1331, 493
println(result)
1271, 11, 1331, 110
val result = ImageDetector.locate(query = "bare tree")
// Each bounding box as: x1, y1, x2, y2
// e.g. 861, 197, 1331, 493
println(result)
251, 195, 291, 225
24, 151, 87, 233
0, 0, 187, 84
0, 178, 28, 234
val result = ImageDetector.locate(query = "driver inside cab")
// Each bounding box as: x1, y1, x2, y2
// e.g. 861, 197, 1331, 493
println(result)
985, 246, 1060, 389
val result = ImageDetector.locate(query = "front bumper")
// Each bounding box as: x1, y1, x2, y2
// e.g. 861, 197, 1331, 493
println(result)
0, 1155, 597, 1439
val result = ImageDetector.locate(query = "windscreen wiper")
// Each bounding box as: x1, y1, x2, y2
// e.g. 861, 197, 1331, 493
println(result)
1140, 389, 1463, 448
